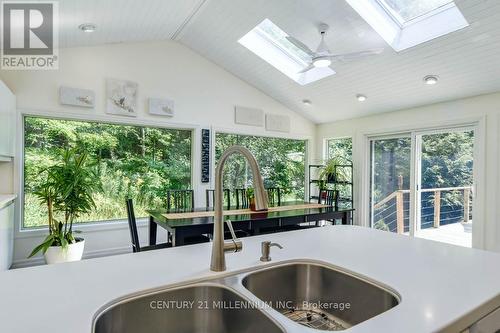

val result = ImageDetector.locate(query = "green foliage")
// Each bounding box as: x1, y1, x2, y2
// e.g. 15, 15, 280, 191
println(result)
29, 148, 99, 257
372, 131, 474, 228
215, 133, 306, 201
246, 188, 254, 200
320, 155, 350, 182
327, 138, 352, 163
24, 116, 192, 228
374, 219, 390, 232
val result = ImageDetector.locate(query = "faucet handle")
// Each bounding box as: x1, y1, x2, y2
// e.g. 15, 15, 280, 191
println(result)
260, 241, 283, 262
225, 219, 238, 240
223, 220, 243, 253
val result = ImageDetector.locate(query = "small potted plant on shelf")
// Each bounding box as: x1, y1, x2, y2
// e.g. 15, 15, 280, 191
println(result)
28, 148, 100, 264
319, 156, 350, 183
246, 188, 256, 211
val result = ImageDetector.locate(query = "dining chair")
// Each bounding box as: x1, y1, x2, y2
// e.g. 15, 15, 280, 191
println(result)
126, 198, 171, 252
318, 189, 339, 209
318, 189, 340, 225
266, 187, 282, 207
165, 190, 211, 245
205, 189, 231, 210
166, 189, 194, 213
234, 188, 249, 209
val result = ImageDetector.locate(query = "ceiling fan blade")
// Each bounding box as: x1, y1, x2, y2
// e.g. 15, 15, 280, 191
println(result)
286, 36, 315, 57
329, 48, 384, 62
297, 64, 314, 74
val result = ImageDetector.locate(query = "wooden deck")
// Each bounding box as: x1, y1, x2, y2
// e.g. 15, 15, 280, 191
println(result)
408, 222, 472, 247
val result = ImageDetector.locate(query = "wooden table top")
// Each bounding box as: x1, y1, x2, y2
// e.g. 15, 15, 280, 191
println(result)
147, 201, 353, 229
162, 203, 329, 219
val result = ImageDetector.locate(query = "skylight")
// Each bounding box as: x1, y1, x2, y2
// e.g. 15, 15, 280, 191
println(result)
238, 19, 335, 85
377, 0, 454, 24
346, 0, 468, 51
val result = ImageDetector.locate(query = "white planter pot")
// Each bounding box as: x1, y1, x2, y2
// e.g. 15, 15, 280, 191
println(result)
44, 239, 85, 264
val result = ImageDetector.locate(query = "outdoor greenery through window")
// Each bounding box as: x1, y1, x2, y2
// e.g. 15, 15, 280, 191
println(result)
23, 116, 192, 228
327, 137, 352, 162
215, 133, 306, 202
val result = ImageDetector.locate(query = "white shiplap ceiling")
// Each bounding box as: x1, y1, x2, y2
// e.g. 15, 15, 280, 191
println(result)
37, 0, 500, 123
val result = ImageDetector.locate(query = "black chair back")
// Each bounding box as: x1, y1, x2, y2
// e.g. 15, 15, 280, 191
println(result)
166, 189, 194, 212
266, 187, 282, 206
318, 189, 339, 209
234, 188, 248, 208
126, 198, 141, 252
206, 189, 231, 209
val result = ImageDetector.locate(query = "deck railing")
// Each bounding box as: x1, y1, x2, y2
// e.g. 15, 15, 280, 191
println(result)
373, 186, 472, 234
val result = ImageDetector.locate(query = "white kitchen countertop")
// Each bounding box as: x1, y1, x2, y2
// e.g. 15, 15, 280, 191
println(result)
0, 226, 499, 333
0, 194, 16, 209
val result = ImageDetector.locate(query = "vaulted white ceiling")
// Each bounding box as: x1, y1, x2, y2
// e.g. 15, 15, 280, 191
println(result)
50, 0, 500, 123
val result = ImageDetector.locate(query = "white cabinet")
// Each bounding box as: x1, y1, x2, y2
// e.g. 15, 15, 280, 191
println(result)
0, 80, 16, 158
0, 200, 14, 270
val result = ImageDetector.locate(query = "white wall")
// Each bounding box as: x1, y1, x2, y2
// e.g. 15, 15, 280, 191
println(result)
315, 92, 500, 252
0, 40, 315, 267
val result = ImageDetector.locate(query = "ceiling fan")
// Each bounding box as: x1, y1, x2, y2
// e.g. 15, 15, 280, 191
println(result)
286, 23, 384, 73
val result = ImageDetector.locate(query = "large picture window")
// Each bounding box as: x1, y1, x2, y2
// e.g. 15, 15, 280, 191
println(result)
215, 132, 306, 201
23, 116, 192, 228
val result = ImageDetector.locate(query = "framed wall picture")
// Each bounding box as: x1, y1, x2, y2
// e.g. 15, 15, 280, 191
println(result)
59, 86, 95, 108
149, 97, 174, 117
201, 129, 210, 183
106, 78, 138, 117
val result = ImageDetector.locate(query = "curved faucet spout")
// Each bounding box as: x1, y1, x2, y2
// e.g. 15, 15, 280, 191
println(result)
210, 146, 268, 272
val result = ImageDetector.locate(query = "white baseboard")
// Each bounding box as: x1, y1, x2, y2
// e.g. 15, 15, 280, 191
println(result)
11, 246, 131, 269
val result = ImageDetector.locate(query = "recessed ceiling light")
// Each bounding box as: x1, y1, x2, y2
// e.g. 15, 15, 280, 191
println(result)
79, 23, 96, 33
302, 99, 312, 106
356, 94, 367, 102
424, 75, 439, 85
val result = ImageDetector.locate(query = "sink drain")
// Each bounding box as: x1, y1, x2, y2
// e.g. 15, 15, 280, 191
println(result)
281, 308, 349, 331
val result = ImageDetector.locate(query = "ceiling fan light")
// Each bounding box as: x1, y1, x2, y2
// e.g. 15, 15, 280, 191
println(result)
312, 57, 331, 68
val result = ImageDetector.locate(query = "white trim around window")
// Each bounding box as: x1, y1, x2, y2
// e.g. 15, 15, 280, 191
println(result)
15, 108, 200, 237
359, 116, 486, 249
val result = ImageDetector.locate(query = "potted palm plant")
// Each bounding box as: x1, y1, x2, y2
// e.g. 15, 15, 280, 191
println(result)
320, 156, 350, 183
28, 149, 100, 264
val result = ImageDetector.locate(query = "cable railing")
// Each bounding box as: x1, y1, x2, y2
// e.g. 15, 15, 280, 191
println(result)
373, 186, 472, 234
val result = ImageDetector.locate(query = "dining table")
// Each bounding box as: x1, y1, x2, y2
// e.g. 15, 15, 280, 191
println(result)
147, 201, 354, 246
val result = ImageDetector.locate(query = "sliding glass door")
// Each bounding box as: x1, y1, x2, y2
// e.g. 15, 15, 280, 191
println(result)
369, 127, 475, 247
370, 135, 411, 234
415, 129, 474, 247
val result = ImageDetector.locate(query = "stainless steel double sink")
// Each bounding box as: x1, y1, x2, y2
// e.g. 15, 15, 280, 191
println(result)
93, 261, 400, 332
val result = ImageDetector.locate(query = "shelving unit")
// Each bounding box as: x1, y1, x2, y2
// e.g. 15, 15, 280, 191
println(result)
308, 163, 354, 215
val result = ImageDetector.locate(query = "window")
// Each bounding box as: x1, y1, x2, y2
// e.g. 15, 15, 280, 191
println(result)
369, 128, 474, 248
215, 132, 306, 201
327, 138, 353, 162
23, 116, 192, 228
238, 19, 335, 85
377, 0, 454, 24
346, 0, 468, 51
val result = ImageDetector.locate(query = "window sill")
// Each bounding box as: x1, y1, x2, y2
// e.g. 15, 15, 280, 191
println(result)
16, 217, 149, 239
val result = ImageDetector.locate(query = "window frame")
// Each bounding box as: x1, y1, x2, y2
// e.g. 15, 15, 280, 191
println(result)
18, 110, 197, 234
212, 126, 311, 202
374, 0, 454, 27
324, 136, 353, 162
346, 0, 468, 52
